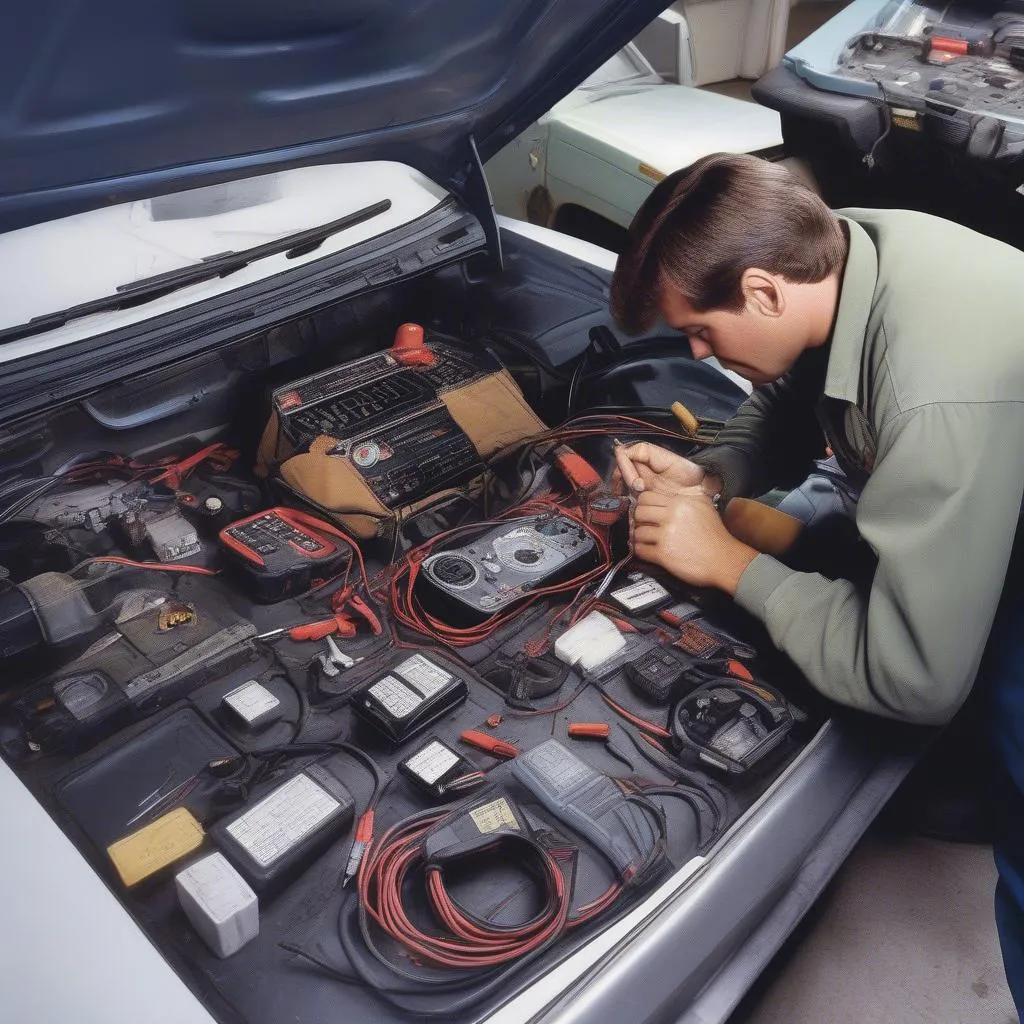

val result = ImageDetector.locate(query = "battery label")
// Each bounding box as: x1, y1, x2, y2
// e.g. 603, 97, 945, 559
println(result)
225, 774, 341, 869
405, 741, 461, 785
469, 797, 519, 834
610, 576, 670, 611
223, 680, 280, 724
395, 654, 452, 698
368, 675, 423, 719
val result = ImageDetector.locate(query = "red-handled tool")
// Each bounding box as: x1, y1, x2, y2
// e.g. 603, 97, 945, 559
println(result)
257, 612, 357, 643
460, 730, 520, 759
727, 659, 753, 682
553, 445, 602, 493
567, 722, 611, 739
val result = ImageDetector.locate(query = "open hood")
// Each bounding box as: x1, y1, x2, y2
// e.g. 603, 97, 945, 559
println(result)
2, 0, 671, 235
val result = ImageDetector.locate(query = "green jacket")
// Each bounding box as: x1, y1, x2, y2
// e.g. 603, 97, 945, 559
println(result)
697, 209, 1024, 725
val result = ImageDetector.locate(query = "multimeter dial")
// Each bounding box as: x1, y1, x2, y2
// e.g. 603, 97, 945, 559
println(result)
492, 532, 562, 574
416, 513, 599, 624
426, 554, 479, 590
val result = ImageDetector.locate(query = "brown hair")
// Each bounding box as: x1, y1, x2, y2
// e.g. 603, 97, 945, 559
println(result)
610, 153, 847, 334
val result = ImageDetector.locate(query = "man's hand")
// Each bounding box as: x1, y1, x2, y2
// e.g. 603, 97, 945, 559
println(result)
631, 487, 759, 595
613, 442, 714, 496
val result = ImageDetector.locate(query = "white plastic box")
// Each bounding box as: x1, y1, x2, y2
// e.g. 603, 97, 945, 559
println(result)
175, 852, 259, 958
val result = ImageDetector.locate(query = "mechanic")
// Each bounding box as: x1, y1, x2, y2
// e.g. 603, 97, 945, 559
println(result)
610, 152, 1024, 1011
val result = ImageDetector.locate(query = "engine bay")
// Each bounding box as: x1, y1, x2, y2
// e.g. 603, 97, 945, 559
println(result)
0, 306, 823, 1024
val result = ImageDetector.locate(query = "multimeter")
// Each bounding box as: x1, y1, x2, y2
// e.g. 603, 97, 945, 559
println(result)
352, 654, 468, 745
219, 507, 353, 603
399, 736, 476, 800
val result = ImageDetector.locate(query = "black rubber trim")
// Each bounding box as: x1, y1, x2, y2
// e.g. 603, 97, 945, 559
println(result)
752, 65, 886, 156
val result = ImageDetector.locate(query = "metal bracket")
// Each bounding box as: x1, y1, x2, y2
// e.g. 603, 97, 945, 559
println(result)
447, 134, 503, 272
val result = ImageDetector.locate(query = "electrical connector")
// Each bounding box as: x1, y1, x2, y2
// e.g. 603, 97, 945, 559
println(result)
343, 809, 375, 887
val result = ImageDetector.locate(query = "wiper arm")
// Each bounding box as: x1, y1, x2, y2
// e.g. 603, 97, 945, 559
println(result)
0, 197, 392, 346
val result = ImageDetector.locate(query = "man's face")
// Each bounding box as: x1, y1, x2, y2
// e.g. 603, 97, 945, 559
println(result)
657, 279, 805, 386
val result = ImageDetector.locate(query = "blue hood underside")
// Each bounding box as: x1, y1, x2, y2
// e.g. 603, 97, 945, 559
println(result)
1, 0, 670, 234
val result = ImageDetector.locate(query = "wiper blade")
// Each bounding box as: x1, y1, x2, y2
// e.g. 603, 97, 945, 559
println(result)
0, 197, 392, 346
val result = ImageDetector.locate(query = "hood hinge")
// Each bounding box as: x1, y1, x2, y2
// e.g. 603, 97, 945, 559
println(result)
447, 135, 503, 273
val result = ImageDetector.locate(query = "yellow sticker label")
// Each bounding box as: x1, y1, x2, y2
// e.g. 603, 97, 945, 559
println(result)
892, 114, 922, 132
469, 797, 519, 835
638, 162, 666, 182
158, 602, 197, 631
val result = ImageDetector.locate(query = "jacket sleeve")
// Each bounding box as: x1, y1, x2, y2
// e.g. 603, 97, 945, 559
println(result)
692, 373, 826, 501
734, 401, 1024, 724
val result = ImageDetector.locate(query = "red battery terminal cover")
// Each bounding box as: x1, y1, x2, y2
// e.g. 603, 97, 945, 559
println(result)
389, 322, 436, 367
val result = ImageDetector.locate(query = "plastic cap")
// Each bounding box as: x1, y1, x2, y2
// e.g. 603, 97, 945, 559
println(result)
393, 323, 426, 351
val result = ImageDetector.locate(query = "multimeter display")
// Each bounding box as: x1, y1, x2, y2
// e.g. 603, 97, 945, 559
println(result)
219, 508, 352, 603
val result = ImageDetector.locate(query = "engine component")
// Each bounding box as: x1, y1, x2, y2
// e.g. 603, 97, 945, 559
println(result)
398, 736, 479, 800
144, 511, 201, 563
419, 513, 598, 625
554, 611, 625, 671
15, 599, 257, 751
19, 477, 172, 533
352, 654, 468, 745
219, 507, 353, 603
671, 679, 795, 776
210, 758, 355, 893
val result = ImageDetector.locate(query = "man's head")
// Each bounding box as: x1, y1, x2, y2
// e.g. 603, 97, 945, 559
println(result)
611, 153, 847, 384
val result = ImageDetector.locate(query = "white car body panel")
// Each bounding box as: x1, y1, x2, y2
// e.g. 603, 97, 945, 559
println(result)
545, 84, 783, 227
487, 45, 781, 232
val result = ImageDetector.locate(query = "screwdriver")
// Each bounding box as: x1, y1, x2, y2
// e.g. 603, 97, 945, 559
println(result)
460, 729, 520, 759
257, 612, 357, 643
670, 400, 725, 442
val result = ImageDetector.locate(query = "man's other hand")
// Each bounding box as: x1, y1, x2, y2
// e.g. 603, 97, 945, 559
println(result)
613, 442, 708, 496
631, 487, 758, 595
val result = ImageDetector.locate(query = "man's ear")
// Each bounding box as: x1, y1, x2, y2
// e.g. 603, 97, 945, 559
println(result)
740, 269, 784, 318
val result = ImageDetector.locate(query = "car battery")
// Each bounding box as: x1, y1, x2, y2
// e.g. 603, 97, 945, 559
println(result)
210, 756, 356, 893
352, 653, 468, 745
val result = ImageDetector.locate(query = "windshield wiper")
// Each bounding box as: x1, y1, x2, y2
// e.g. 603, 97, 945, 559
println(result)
0, 197, 392, 346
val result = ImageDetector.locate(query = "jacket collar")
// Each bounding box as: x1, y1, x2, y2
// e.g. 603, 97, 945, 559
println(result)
823, 216, 878, 405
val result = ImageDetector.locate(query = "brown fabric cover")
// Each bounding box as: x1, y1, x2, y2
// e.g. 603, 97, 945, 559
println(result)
440, 369, 546, 455
261, 368, 547, 538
